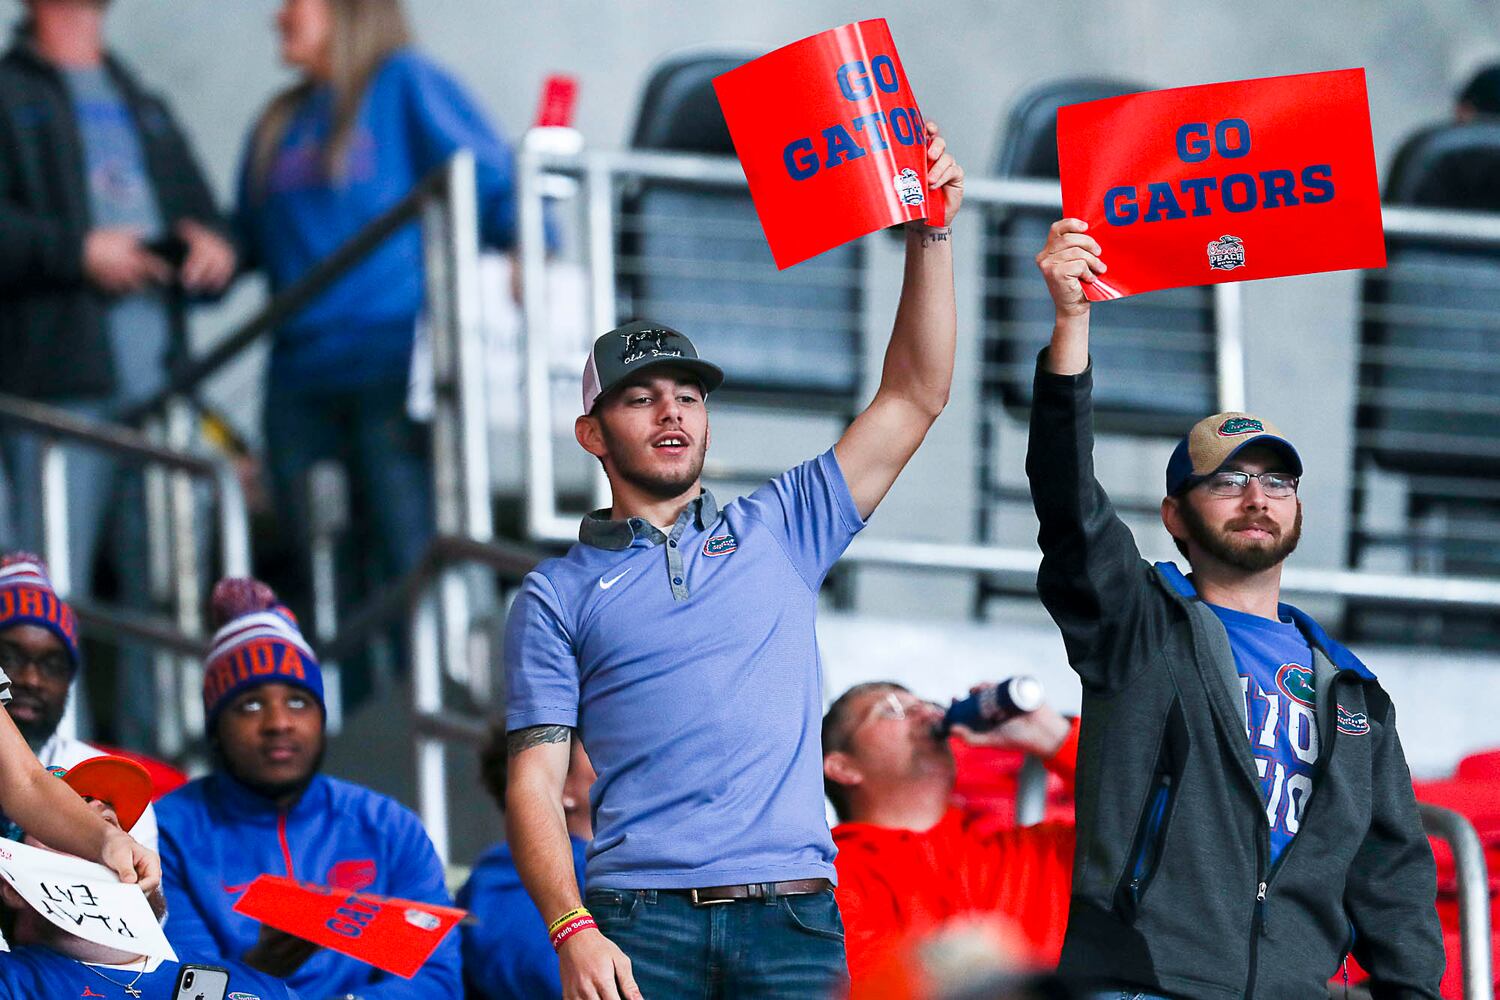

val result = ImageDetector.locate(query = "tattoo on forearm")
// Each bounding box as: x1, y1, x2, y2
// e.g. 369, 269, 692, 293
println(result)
918, 227, 951, 247
507, 724, 572, 757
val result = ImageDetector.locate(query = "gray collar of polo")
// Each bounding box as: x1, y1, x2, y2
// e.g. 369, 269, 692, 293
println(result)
579, 490, 721, 551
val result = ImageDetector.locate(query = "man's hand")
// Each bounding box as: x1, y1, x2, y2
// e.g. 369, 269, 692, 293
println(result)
950, 688, 1072, 759
1035, 218, 1104, 319
909, 121, 964, 227
243, 924, 321, 978
100, 831, 160, 895
559, 927, 643, 1000
83, 227, 172, 295
176, 219, 237, 293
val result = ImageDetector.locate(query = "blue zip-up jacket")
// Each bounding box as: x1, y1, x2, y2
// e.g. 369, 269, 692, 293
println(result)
156, 771, 461, 1000
236, 48, 519, 390
456, 836, 587, 1000
0, 947, 301, 1000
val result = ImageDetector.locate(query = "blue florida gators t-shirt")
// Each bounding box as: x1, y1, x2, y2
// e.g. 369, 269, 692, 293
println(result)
505, 448, 864, 890
1207, 603, 1321, 865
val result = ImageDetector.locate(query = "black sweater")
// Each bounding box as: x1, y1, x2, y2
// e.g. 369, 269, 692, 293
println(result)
0, 37, 226, 399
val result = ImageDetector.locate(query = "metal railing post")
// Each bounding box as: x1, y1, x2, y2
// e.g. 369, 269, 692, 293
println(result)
163, 398, 200, 758
518, 134, 562, 540
411, 586, 449, 866
1213, 282, 1247, 412
1419, 803, 1493, 1000
38, 438, 82, 743
1014, 755, 1049, 827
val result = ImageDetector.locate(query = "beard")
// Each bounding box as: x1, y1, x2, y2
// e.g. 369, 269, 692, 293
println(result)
598, 422, 706, 500
1180, 500, 1303, 572
8, 695, 65, 750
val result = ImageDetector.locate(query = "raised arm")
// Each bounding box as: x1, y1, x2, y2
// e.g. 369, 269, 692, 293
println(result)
507, 727, 640, 1000
0, 708, 157, 890
834, 122, 964, 519
1028, 220, 1157, 693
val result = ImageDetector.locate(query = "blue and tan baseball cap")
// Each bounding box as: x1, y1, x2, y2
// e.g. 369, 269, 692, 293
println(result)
581, 320, 724, 415
1165, 412, 1303, 496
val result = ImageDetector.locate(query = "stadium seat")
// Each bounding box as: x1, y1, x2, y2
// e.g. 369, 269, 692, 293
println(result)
617, 51, 866, 409
976, 78, 1220, 614
980, 77, 1219, 434
1345, 122, 1500, 647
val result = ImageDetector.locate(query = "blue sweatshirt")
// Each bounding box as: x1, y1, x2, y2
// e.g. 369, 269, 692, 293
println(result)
236, 49, 520, 390
156, 771, 461, 1000
0, 947, 300, 999
456, 836, 587, 1000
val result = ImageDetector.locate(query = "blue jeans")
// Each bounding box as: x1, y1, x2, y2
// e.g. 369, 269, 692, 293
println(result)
585, 887, 849, 999
263, 377, 433, 705
1088, 992, 1179, 999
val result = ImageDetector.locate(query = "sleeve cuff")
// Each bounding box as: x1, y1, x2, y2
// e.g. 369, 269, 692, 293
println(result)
505, 709, 578, 732
1033, 347, 1094, 389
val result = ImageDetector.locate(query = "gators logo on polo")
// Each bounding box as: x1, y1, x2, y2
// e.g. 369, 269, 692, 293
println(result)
1336, 704, 1370, 736
1217, 416, 1265, 437
1275, 663, 1316, 707
703, 533, 738, 558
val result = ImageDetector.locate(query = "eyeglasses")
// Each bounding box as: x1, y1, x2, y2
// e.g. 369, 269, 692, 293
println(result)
1202, 471, 1300, 499
0, 641, 71, 682
852, 692, 942, 734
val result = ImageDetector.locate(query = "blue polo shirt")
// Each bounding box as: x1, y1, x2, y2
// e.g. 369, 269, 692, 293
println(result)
505, 448, 864, 889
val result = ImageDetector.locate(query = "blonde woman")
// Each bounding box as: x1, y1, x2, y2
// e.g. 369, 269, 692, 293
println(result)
238, 0, 523, 684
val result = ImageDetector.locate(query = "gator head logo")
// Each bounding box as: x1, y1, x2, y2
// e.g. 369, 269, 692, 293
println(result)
1275, 663, 1316, 707
1217, 416, 1264, 438
703, 533, 738, 558
328, 858, 377, 891
1336, 704, 1371, 736
620, 328, 682, 367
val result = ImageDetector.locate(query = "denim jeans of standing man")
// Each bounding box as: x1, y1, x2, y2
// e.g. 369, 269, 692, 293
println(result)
585, 886, 849, 999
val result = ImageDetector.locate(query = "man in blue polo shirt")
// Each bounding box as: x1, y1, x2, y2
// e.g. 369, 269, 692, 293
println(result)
504, 125, 965, 1000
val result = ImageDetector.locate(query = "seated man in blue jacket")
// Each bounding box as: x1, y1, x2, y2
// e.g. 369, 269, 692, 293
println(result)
156, 578, 461, 1000
0, 755, 299, 1000
458, 726, 595, 1000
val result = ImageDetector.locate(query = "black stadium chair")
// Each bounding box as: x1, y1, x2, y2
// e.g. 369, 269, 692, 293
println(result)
1346, 121, 1500, 647
981, 77, 1219, 434
617, 51, 865, 411
975, 78, 1222, 614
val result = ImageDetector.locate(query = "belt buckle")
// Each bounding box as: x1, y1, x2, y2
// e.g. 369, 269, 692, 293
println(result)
689, 888, 734, 907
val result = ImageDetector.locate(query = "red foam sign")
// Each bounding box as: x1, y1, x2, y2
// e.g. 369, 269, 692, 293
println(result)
534, 74, 578, 129
714, 19, 943, 270
1057, 68, 1385, 299
233, 875, 465, 979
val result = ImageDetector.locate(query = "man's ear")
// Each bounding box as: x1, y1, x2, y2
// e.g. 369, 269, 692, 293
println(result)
822, 751, 862, 791
575, 414, 606, 461
1161, 495, 1188, 546
0, 879, 25, 911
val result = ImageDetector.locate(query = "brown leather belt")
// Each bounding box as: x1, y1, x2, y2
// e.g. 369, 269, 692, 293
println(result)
679, 878, 832, 906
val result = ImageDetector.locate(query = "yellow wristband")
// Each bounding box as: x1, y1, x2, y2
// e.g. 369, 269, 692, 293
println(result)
547, 906, 590, 935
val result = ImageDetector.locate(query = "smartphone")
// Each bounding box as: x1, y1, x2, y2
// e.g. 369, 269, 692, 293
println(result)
173, 964, 229, 1000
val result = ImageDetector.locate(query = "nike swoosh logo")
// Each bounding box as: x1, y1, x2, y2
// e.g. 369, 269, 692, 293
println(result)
599, 569, 630, 590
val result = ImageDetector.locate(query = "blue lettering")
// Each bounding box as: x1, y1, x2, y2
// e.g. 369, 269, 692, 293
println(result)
836, 62, 871, 101
784, 138, 818, 180
822, 124, 867, 168
910, 106, 926, 140
1143, 182, 1186, 222
1222, 173, 1257, 212
1104, 186, 1139, 225
889, 107, 916, 145
851, 112, 890, 150
1216, 118, 1251, 158
871, 55, 899, 94
1301, 163, 1335, 203
1176, 122, 1210, 163
1259, 169, 1299, 208
1180, 176, 1218, 216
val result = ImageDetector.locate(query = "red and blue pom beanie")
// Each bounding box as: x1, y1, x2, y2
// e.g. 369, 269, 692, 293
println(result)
0, 554, 79, 669
203, 578, 324, 732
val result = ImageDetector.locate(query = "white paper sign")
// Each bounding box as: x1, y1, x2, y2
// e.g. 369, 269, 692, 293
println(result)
0, 839, 176, 962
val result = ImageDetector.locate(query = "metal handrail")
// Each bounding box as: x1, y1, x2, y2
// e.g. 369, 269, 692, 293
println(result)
1419, 803, 1494, 1000
119, 163, 457, 427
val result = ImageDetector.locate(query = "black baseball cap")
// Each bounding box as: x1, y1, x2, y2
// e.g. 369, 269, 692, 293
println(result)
581, 320, 724, 414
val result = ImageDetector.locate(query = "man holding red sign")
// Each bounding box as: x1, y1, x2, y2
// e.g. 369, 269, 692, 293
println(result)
504, 124, 963, 999
1027, 218, 1444, 999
